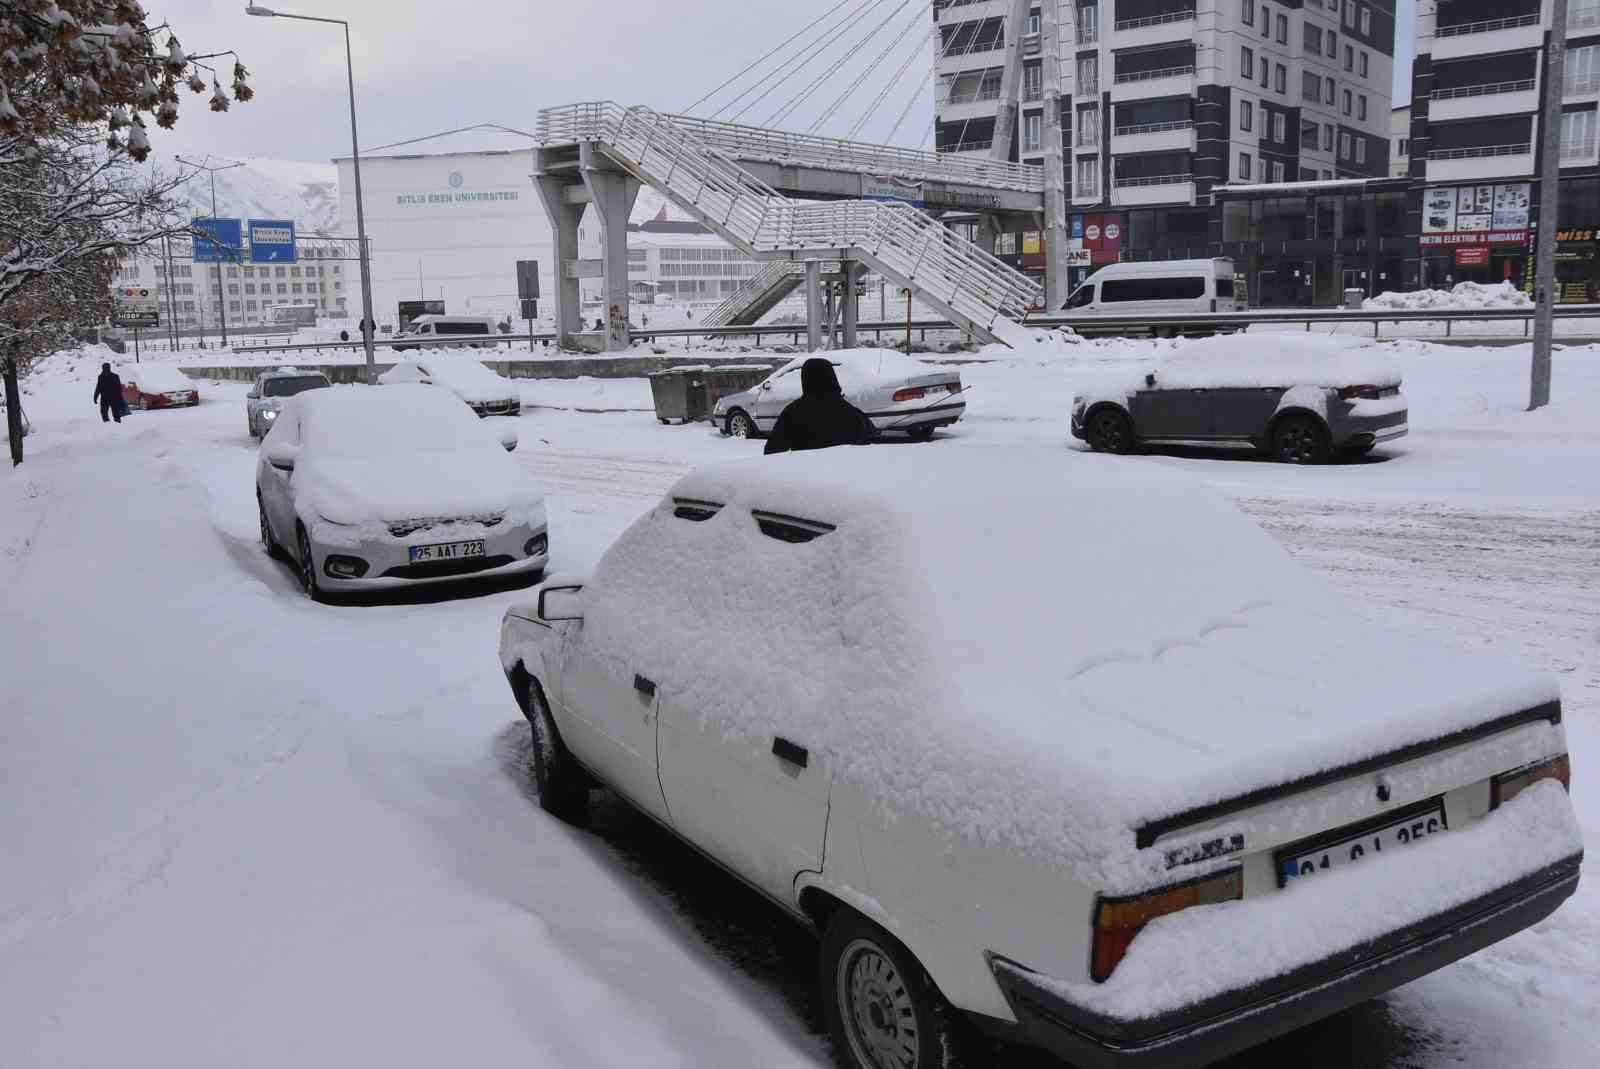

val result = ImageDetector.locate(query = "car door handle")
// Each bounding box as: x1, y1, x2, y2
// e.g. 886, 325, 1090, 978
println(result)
772, 737, 808, 768
633, 674, 656, 698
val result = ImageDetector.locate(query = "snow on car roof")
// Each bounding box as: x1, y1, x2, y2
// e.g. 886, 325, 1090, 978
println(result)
1153, 334, 1402, 389
771, 347, 935, 384
293, 383, 490, 454
585, 447, 1555, 891
124, 365, 194, 392
380, 355, 517, 402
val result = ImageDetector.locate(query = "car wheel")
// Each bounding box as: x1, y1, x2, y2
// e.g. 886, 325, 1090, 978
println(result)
822, 911, 963, 1069
906, 424, 936, 442
295, 525, 325, 603
1272, 415, 1331, 464
726, 409, 756, 439
526, 679, 589, 819
1084, 407, 1134, 455
258, 495, 278, 557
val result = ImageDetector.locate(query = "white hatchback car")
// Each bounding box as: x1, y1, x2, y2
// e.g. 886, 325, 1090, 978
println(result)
258, 384, 547, 600
498, 448, 1579, 1069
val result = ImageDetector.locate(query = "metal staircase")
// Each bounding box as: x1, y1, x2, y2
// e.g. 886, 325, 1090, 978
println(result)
538, 102, 1042, 346
704, 262, 809, 327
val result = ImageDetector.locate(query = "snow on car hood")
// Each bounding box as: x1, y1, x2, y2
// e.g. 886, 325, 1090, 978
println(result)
295, 448, 544, 527
581, 447, 1556, 891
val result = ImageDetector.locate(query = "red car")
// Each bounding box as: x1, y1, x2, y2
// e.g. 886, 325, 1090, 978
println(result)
123, 365, 200, 410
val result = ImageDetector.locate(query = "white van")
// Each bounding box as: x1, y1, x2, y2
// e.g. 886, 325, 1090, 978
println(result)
392, 314, 497, 351
1062, 258, 1242, 336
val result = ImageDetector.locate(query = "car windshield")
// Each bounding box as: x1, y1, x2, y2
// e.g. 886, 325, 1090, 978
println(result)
262, 375, 331, 398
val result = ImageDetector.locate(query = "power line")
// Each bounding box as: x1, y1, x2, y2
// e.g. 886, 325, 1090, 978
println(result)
808, 0, 924, 135
682, 0, 858, 115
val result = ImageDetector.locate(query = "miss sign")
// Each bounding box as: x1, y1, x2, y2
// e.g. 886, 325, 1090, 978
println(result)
248, 220, 297, 264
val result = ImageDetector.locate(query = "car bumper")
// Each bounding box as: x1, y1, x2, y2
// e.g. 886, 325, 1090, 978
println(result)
983, 853, 1581, 1069
308, 524, 548, 591
867, 400, 966, 431
1332, 407, 1408, 448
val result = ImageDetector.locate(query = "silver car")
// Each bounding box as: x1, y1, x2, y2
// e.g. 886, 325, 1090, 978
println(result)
246, 367, 331, 439
713, 349, 965, 441
256, 383, 548, 601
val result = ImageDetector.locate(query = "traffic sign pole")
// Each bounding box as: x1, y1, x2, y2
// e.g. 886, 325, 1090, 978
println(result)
134, 327, 141, 363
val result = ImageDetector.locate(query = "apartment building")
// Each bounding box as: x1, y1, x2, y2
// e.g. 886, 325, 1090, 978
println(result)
1409, 0, 1600, 299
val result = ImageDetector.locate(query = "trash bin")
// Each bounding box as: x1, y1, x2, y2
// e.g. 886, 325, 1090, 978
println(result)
647, 365, 710, 425
703, 364, 776, 413
1343, 288, 1366, 310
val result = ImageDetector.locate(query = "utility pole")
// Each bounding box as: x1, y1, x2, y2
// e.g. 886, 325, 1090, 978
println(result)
1531, 0, 1570, 410
175, 155, 245, 349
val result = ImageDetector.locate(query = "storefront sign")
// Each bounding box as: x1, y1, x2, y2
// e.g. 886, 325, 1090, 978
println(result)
1022, 231, 1042, 254
1556, 227, 1598, 242
862, 175, 924, 207
1420, 229, 1529, 247
922, 188, 1000, 209
1423, 183, 1531, 243
1064, 248, 1092, 266
1455, 247, 1490, 267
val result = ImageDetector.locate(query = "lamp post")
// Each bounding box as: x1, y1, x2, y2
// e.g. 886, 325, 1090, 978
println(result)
175, 154, 244, 348
246, 4, 378, 383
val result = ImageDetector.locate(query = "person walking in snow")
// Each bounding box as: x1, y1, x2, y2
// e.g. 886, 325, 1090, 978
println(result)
763, 358, 876, 455
93, 363, 124, 424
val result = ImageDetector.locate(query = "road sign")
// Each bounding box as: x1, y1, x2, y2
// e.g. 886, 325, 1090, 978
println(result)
520, 299, 538, 320
112, 286, 161, 328
248, 219, 297, 263
516, 259, 540, 300
192, 218, 242, 263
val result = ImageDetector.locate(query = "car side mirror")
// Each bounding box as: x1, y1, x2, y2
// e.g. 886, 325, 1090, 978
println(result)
1145, 373, 1157, 388
497, 423, 519, 452
265, 441, 299, 472
760, 381, 771, 390
246, 390, 259, 399
538, 584, 585, 622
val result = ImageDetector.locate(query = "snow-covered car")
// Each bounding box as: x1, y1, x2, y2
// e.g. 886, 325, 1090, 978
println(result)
245, 367, 331, 439
257, 384, 547, 600
713, 348, 963, 441
498, 447, 1579, 1069
1071, 335, 1409, 463
378, 355, 522, 417
122, 364, 199, 410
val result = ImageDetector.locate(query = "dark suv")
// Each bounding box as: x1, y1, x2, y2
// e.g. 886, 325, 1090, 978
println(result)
1070, 340, 1409, 463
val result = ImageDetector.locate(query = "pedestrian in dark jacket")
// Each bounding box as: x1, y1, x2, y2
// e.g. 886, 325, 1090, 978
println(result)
93, 363, 124, 423
764, 358, 876, 455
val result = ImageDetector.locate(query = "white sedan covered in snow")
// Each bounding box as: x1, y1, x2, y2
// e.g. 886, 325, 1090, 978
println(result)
257, 384, 547, 600
379, 354, 522, 417
498, 448, 1579, 1069
712, 348, 964, 440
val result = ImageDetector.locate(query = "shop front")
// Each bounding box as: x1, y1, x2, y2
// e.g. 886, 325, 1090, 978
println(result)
1554, 226, 1600, 303
1418, 182, 1532, 292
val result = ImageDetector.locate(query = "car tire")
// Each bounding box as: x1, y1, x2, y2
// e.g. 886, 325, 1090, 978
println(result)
249, 420, 258, 439
1272, 414, 1331, 464
726, 409, 757, 439
258, 495, 279, 558
906, 424, 936, 442
295, 524, 326, 603
1084, 406, 1135, 455
822, 910, 965, 1069
526, 679, 589, 819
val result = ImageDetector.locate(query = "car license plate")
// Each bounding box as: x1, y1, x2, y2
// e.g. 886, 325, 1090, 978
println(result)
408, 539, 485, 562
1277, 798, 1449, 886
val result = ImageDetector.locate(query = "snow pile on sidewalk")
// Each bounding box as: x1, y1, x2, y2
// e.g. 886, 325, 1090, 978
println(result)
1364, 280, 1532, 312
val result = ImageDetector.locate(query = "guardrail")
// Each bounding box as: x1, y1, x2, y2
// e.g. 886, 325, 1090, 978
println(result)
1431, 79, 1537, 100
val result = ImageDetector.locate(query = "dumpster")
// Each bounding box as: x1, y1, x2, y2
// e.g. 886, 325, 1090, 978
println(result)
647, 365, 710, 424
703, 364, 776, 413
1343, 287, 1366, 310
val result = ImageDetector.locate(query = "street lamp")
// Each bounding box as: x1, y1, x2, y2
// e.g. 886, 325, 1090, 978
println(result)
175, 154, 244, 348
246, 4, 378, 384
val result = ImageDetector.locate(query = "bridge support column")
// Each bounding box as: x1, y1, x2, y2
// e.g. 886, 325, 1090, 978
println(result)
533, 151, 584, 351
840, 261, 859, 349
974, 213, 1002, 256
804, 261, 823, 352
579, 144, 640, 353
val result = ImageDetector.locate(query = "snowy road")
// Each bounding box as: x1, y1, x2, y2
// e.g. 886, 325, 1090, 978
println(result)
2, 343, 1596, 1068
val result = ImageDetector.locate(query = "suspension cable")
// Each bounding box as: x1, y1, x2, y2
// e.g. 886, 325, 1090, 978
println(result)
849, 22, 934, 141
808, 0, 925, 135
767, 0, 914, 129
722, 0, 885, 123
682, 0, 857, 116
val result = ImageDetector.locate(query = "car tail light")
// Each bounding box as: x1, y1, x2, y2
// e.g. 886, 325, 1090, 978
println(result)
893, 386, 927, 402
945, 382, 962, 394
1091, 867, 1242, 983
1491, 754, 1570, 809
1339, 385, 1382, 401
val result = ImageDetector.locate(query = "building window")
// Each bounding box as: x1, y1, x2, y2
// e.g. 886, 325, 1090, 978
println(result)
1324, 123, 1335, 150
1359, 51, 1369, 78
1241, 0, 1253, 26
228, 300, 241, 312
227, 284, 239, 295
1078, 4, 1098, 43
1260, 5, 1269, 37
1358, 95, 1367, 120
1360, 6, 1370, 34
1076, 155, 1099, 197
1258, 158, 1267, 182
226, 266, 238, 277
1304, 23, 1322, 54
1026, 11, 1040, 35
1344, 1, 1356, 28
1561, 108, 1598, 158
1077, 55, 1099, 94
1398, 137, 1408, 157
277, 283, 287, 294
1302, 71, 1320, 101
1241, 46, 1254, 80
246, 301, 257, 311
1077, 105, 1099, 146
1260, 60, 1269, 89
1023, 62, 1042, 102
1567, 45, 1600, 95
1327, 31, 1337, 59
1023, 112, 1042, 152
1275, 64, 1286, 94
1343, 89, 1353, 116
1239, 151, 1252, 180
1340, 131, 1352, 158
1272, 161, 1285, 182
1322, 169, 1333, 179
1344, 45, 1354, 72
1240, 99, 1253, 132
1276, 13, 1287, 44
1355, 138, 1366, 164
1273, 112, 1286, 142
1326, 76, 1336, 104
274, 267, 286, 278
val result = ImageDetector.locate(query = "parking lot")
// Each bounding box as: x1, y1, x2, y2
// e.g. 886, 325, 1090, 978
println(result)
1, 339, 1596, 1067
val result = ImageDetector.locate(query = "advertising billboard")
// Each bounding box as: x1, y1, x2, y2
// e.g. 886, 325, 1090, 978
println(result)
248, 219, 297, 263
112, 286, 160, 328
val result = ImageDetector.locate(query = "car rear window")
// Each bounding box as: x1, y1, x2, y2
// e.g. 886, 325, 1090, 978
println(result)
751, 510, 835, 544
672, 498, 723, 522
1101, 277, 1206, 302
263, 375, 331, 398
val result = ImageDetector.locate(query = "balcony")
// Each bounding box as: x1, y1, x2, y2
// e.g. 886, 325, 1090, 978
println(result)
1110, 66, 1196, 102
1111, 9, 1197, 51
1425, 141, 1536, 182
1110, 120, 1197, 154
1432, 15, 1543, 62
1111, 173, 1195, 206
1430, 78, 1539, 121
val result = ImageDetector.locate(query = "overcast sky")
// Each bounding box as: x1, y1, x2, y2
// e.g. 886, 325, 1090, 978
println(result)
146, 0, 1419, 167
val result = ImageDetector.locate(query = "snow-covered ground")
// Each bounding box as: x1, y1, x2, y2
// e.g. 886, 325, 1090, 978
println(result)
2, 337, 1596, 1067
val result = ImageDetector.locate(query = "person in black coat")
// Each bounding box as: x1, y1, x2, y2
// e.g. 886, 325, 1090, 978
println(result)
92, 363, 124, 423
763, 358, 876, 455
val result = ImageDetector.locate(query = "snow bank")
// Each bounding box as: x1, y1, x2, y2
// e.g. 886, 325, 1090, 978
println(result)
581, 447, 1556, 890
378, 355, 518, 404
124, 364, 196, 393
1365, 281, 1532, 312
287, 384, 544, 527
